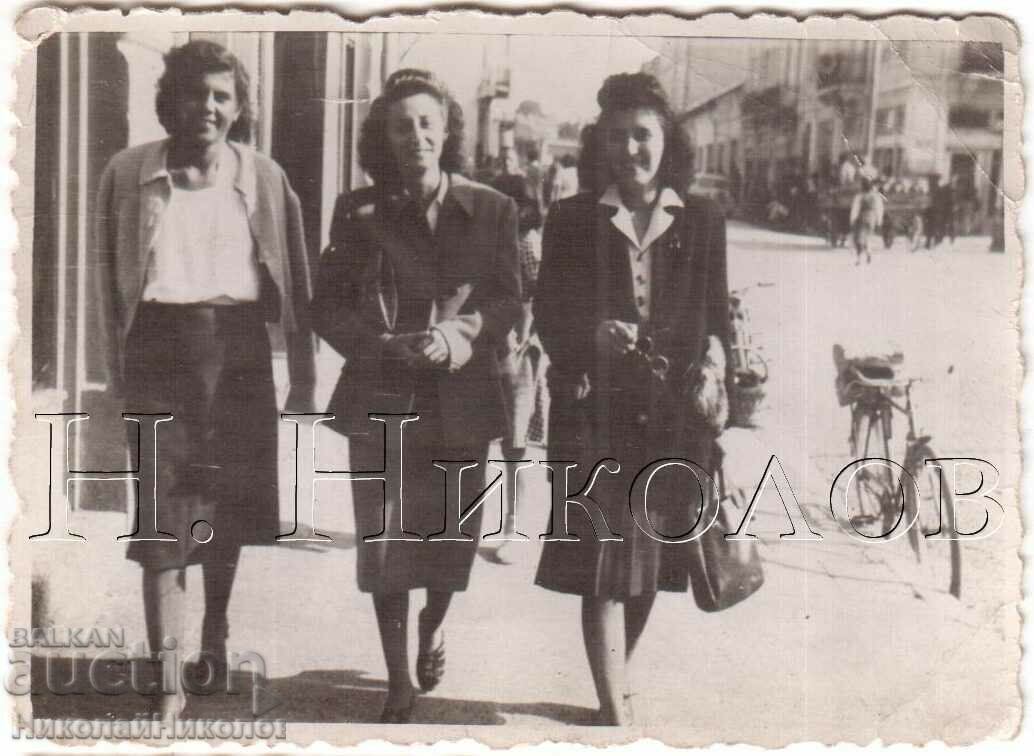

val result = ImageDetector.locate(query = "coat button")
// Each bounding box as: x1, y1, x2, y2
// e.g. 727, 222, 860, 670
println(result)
637, 413, 649, 425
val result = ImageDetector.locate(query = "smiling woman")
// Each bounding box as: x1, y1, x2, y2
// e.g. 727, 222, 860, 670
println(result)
93, 39, 315, 723
311, 68, 521, 723
533, 71, 731, 726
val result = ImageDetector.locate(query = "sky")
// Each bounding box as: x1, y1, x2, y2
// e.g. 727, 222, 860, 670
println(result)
394, 32, 662, 124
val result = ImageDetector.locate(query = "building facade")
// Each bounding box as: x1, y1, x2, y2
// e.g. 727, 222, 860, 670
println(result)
649, 38, 1003, 231
29, 31, 402, 508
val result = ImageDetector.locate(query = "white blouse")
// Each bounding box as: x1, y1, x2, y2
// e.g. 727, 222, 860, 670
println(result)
142, 156, 261, 304
597, 184, 684, 321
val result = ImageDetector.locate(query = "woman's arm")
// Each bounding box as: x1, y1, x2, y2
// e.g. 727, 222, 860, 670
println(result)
310, 194, 393, 361
534, 201, 594, 382
432, 196, 522, 371
281, 174, 316, 411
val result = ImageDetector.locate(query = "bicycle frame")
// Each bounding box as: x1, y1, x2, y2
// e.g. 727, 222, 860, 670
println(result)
846, 373, 932, 520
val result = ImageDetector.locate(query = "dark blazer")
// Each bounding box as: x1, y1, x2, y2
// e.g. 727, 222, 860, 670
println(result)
535, 190, 731, 460
312, 174, 522, 447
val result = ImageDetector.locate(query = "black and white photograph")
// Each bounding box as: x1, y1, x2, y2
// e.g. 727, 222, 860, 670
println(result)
3, 8, 1022, 748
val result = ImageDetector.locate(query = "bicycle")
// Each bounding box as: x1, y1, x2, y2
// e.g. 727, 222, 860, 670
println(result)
837, 357, 961, 599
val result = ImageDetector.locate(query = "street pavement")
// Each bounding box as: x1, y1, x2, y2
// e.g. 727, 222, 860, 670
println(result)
27, 223, 1021, 744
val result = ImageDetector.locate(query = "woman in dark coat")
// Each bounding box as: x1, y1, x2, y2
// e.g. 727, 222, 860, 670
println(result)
311, 69, 521, 722
534, 73, 732, 725
94, 40, 315, 719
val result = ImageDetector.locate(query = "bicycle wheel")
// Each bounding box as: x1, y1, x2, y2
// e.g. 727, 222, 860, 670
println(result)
902, 445, 962, 598
847, 405, 896, 537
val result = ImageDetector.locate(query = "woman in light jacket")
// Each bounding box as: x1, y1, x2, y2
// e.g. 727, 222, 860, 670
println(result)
312, 69, 520, 722
94, 40, 315, 719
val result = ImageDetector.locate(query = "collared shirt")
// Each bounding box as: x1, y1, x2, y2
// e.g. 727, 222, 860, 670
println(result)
142, 147, 262, 304
424, 173, 451, 234
598, 184, 684, 320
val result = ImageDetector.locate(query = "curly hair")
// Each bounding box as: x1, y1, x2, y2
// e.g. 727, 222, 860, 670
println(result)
358, 68, 465, 191
155, 40, 253, 143
580, 72, 693, 197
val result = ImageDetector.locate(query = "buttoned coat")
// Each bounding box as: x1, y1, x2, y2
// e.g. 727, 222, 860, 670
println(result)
313, 175, 522, 448
533, 190, 732, 597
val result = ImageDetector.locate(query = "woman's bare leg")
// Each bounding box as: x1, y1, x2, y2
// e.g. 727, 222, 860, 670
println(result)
623, 593, 657, 706
581, 596, 629, 725
419, 590, 452, 651
495, 445, 528, 562
201, 546, 240, 676
142, 567, 186, 721
372, 591, 414, 710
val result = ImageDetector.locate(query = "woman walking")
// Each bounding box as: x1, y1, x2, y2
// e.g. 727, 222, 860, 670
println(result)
312, 69, 520, 722
94, 40, 315, 719
850, 178, 885, 264
534, 72, 732, 726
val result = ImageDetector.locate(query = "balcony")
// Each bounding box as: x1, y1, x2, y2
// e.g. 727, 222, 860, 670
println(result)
815, 52, 869, 106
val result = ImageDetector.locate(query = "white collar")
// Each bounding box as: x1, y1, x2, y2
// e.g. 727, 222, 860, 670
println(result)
598, 184, 683, 252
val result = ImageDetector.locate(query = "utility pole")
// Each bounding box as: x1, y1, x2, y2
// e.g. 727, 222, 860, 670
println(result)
865, 41, 882, 163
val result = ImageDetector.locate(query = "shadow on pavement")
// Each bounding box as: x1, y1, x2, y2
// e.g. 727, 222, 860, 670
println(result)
29, 658, 597, 726
272, 524, 357, 552
261, 669, 596, 724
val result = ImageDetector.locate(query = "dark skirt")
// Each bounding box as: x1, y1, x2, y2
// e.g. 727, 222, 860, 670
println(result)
348, 376, 487, 594
123, 302, 279, 571
534, 385, 717, 599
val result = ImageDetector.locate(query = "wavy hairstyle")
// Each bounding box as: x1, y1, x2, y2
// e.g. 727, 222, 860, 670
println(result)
580, 72, 692, 197
358, 68, 465, 191
155, 40, 253, 143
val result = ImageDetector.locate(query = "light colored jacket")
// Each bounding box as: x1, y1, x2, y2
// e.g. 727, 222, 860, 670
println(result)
93, 138, 315, 395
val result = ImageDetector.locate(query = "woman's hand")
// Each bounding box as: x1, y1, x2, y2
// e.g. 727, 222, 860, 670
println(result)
594, 319, 639, 356
420, 328, 451, 366
383, 332, 433, 366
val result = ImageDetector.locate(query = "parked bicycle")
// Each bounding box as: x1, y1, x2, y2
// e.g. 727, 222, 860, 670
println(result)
833, 346, 961, 598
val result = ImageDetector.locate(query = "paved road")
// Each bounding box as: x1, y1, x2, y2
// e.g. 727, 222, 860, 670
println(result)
29, 224, 1021, 744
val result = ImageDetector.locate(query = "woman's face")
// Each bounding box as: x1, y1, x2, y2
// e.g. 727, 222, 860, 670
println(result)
171, 70, 240, 147
603, 107, 667, 192
386, 93, 448, 179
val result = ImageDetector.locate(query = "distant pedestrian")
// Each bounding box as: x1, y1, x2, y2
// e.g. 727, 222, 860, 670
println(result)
490, 177, 550, 565
524, 145, 546, 214
850, 178, 885, 264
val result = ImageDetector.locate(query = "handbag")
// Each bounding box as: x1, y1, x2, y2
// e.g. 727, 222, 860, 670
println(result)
686, 472, 765, 612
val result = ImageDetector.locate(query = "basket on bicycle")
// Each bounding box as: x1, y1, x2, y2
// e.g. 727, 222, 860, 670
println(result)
832, 344, 906, 406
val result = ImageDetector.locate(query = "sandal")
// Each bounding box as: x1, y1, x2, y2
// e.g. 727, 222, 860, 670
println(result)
416, 613, 446, 692
379, 688, 417, 724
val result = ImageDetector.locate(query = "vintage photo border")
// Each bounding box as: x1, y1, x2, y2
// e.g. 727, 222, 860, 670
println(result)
1, 3, 1026, 750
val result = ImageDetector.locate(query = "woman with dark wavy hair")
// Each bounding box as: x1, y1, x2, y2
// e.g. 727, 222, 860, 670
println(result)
534, 72, 731, 725
312, 68, 520, 722
94, 39, 315, 720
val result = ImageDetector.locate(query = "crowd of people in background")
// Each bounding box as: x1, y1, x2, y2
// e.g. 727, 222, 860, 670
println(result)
735, 149, 982, 254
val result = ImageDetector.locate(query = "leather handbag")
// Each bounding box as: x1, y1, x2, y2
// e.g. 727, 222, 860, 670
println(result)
686, 466, 765, 612
680, 344, 764, 612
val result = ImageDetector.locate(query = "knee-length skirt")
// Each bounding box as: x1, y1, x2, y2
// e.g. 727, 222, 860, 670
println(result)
534, 389, 718, 599
122, 303, 279, 570
348, 378, 488, 594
